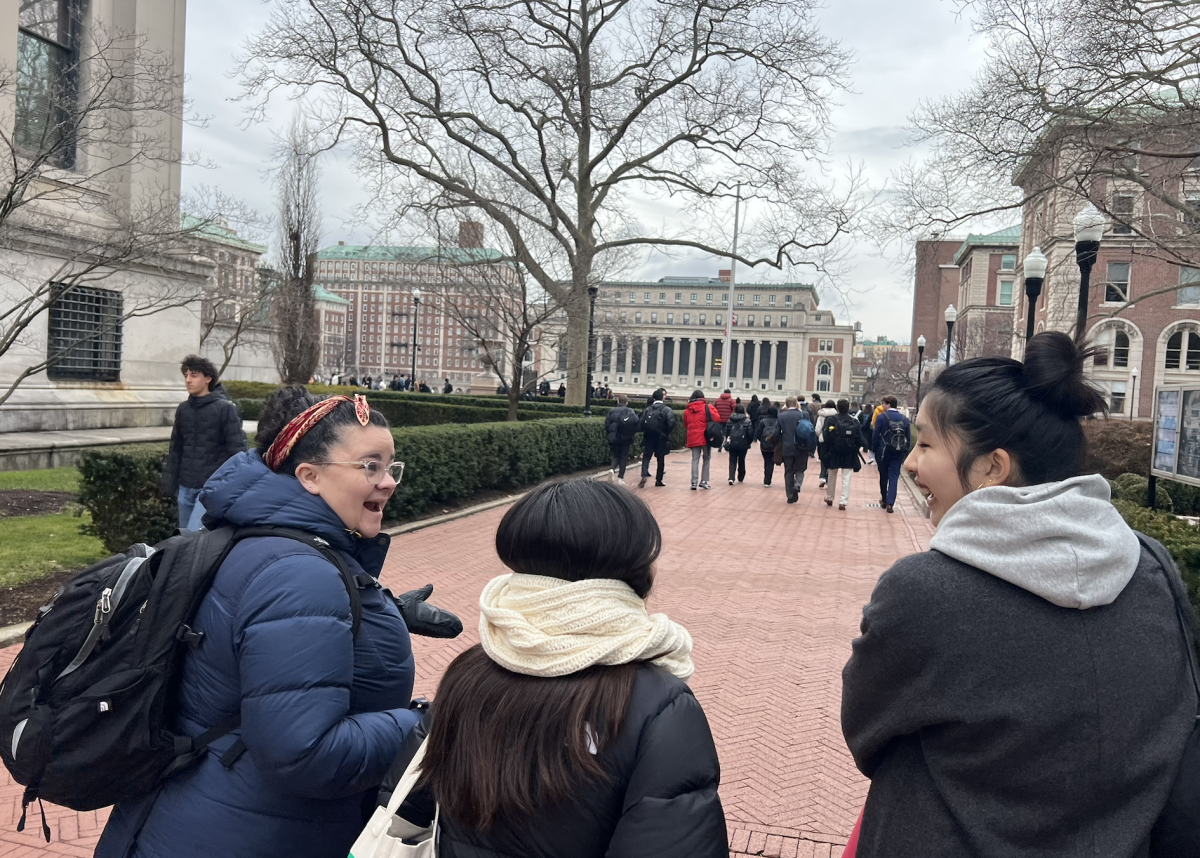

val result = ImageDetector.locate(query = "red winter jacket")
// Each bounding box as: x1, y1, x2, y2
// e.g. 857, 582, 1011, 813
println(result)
713, 392, 735, 423
683, 399, 719, 448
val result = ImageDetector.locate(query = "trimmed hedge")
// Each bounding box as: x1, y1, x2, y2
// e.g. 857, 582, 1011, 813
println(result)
77, 418, 686, 552
1113, 499, 1200, 610
78, 443, 176, 553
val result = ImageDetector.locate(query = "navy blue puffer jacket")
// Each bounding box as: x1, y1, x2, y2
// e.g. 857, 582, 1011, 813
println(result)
95, 451, 420, 858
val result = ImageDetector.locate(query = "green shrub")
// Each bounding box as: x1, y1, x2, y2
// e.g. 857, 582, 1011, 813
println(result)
1083, 419, 1153, 479
78, 444, 177, 553
1113, 499, 1200, 610
1110, 473, 1176, 512
233, 398, 264, 421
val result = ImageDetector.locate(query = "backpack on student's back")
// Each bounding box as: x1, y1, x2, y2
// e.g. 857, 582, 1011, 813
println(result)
883, 413, 910, 454
828, 414, 862, 456
794, 415, 818, 452
642, 403, 672, 437
726, 418, 753, 451
0, 525, 363, 836
615, 408, 639, 443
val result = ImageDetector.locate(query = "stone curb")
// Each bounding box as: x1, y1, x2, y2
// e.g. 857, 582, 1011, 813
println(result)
0, 622, 31, 649
384, 467, 614, 537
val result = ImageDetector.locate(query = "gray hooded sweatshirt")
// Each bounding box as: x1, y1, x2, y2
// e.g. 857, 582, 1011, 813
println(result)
842, 474, 1195, 858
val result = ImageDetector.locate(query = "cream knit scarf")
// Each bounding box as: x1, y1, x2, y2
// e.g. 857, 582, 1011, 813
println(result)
478, 573, 694, 682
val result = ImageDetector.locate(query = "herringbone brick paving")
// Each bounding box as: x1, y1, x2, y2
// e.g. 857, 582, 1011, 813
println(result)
0, 453, 933, 857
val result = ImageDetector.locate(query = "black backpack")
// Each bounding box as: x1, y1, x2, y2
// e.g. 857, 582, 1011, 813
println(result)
615, 408, 639, 443
883, 413, 909, 453
726, 418, 753, 451
642, 403, 672, 437
703, 405, 725, 448
829, 414, 861, 456
0, 525, 363, 836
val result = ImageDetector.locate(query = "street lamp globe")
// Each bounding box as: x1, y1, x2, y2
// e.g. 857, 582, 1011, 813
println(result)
1023, 246, 1048, 279
944, 304, 957, 325
1073, 202, 1107, 243
917, 335, 926, 350
412, 287, 422, 302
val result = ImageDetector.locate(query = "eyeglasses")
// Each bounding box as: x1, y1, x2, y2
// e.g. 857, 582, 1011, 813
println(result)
312, 460, 405, 485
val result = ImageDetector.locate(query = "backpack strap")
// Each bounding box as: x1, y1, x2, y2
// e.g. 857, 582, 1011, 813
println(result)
231, 526, 364, 638
1135, 531, 1200, 707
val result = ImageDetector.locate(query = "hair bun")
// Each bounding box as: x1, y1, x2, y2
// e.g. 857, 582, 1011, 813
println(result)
1021, 332, 1106, 419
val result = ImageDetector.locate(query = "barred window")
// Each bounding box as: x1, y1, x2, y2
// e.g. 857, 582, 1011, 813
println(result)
47, 285, 123, 381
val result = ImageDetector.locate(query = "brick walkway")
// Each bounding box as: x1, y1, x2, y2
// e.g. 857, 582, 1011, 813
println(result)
0, 453, 933, 858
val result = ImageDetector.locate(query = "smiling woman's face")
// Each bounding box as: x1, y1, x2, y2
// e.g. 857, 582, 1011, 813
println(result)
294, 425, 398, 537
905, 411, 970, 527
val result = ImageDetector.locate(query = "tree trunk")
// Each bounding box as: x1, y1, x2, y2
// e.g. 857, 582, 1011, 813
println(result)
564, 274, 592, 406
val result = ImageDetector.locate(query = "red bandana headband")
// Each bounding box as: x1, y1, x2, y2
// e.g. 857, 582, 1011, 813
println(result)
264, 394, 371, 471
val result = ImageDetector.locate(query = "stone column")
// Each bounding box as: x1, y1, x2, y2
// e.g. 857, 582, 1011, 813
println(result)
655, 337, 664, 376
769, 342, 778, 386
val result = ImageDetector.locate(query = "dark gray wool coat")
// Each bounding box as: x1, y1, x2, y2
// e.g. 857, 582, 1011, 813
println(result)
842, 544, 1195, 858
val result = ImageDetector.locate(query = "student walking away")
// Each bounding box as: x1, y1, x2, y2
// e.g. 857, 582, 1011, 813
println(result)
724, 405, 754, 484
714, 389, 735, 436
756, 406, 780, 486
638, 388, 676, 488
747, 395, 762, 434
776, 397, 817, 504
815, 399, 838, 488
557, 382, 567, 398
841, 333, 1194, 857
872, 395, 910, 513
95, 388, 430, 858
604, 394, 640, 484
683, 390, 721, 490
160, 355, 248, 532
822, 400, 864, 510
375, 480, 728, 858
443, 378, 453, 394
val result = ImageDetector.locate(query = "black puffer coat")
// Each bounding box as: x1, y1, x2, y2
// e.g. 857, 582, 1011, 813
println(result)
379, 665, 728, 858
756, 413, 780, 452
161, 383, 247, 492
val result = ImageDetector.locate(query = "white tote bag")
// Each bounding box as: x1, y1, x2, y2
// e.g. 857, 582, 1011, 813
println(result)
349, 739, 439, 858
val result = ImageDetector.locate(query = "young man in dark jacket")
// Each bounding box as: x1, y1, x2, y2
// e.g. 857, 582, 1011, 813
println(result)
638, 389, 676, 488
775, 397, 815, 504
160, 355, 247, 531
604, 394, 640, 484
871, 395, 910, 513
724, 406, 754, 484
755, 406, 780, 486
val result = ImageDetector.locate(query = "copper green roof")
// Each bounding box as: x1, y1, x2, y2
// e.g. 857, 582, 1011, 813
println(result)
953, 226, 1021, 265
313, 286, 350, 305
317, 244, 503, 263
180, 214, 268, 254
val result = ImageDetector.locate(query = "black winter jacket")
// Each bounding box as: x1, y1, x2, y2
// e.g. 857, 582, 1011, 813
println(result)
605, 405, 640, 444
756, 414, 779, 452
379, 665, 728, 858
161, 383, 247, 492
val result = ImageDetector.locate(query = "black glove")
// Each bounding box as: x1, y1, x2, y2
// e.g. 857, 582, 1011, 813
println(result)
393, 584, 463, 639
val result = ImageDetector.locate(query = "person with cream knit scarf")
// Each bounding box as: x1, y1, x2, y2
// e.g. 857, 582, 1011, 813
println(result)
380, 478, 727, 858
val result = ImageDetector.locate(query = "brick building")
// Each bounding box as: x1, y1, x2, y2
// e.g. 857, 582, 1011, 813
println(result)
1012, 135, 1200, 418
909, 238, 962, 364
952, 226, 1021, 361
311, 224, 522, 388
571, 273, 855, 400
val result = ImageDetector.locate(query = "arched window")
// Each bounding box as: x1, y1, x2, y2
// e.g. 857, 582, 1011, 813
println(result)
1166, 329, 1200, 370
1096, 327, 1131, 367
816, 359, 832, 393
1113, 331, 1130, 367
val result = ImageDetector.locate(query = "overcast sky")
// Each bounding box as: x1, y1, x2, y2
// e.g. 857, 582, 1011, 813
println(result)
181, 0, 989, 343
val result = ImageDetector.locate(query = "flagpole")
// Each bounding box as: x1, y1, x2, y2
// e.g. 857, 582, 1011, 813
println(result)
720, 184, 741, 392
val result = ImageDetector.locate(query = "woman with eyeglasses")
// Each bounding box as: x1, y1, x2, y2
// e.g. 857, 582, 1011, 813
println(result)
96, 385, 422, 858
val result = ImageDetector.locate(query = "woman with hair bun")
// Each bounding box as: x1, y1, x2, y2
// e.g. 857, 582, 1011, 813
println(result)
841, 332, 1195, 856
97, 386, 422, 858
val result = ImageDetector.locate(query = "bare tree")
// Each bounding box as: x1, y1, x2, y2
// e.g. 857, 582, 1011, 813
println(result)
883, 0, 1200, 283
240, 0, 859, 404
0, 20, 212, 405
441, 256, 562, 420
272, 115, 323, 384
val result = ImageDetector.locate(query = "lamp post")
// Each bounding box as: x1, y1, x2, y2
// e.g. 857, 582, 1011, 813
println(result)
1130, 365, 1139, 420
410, 287, 421, 386
582, 284, 599, 418
915, 335, 926, 410
944, 304, 958, 366
1022, 246, 1048, 342
1073, 203, 1106, 340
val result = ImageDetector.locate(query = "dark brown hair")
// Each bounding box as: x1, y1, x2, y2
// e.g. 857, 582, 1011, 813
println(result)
180, 354, 219, 383
418, 479, 661, 830
255, 385, 390, 476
